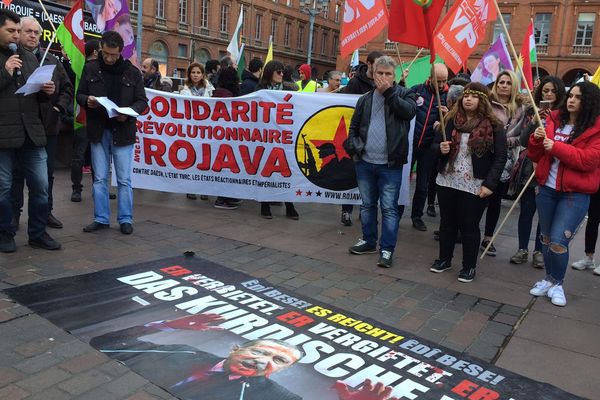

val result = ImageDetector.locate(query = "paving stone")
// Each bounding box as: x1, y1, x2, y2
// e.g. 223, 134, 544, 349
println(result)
103, 371, 149, 397
423, 318, 456, 336
0, 367, 25, 386
471, 303, 499, 317
499, 304, 525, 317
273, 270, 299, 280
13, 337, 61, 357
15, 352, 62, 374
58, 370, 114, 395
51, 340, 92, 359
478, 299, 502, 308
293, 285, 322, 297
0, 384, 30, 400
58, 352, 109, 374
405, 284, 433, 301
466, 341, 500, 362
25, 387, 72, 400
311, 278, 337, 289
321, 287, 348, 299
435, 309, 464, 323
15, 366, 71, 393
452, 293, 479, 307
283, 277, 310, 288
334, 280, 360, 290
418, 298, 445, 312
484, 321, 513, 336
478, 330, 508, 347
441, 339, 468, 353
493, 313, 520, 326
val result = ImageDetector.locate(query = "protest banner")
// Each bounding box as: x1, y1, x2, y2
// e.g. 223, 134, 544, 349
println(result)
4, 256, 582, 400
0, 0, 99, 60
470, 34, 514, 86
132, 89, 366, 204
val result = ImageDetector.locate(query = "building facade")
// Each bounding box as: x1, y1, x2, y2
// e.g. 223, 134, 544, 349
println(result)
346, 0, 600, 85
56, 0, 342, 80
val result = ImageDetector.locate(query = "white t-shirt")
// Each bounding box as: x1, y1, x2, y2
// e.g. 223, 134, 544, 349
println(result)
545, 124, 574, 189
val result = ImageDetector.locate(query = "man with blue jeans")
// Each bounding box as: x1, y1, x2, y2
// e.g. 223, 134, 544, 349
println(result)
0, 9, 61, 253
344, 56, 416, 268
77, 31, 147, 235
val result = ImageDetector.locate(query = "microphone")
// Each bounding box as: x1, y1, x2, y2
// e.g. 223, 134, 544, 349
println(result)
8, 43, 21, 77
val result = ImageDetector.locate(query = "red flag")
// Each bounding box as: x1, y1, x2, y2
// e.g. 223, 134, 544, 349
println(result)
339, 0, 388, 57
388, 0, 446, 51
433, 0, 497, 73
519, 21, 535, 90
2, 0, 13, 5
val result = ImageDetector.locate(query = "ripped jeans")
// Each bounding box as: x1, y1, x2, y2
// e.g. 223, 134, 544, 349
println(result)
536, 186, 590, 284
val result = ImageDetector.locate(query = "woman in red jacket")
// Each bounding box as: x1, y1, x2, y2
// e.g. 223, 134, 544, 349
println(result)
528, 81, 600, 306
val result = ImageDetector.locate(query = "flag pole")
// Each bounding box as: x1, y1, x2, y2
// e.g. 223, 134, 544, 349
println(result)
480, 4, 546, 258
431, 64, 447, 142
394, 43, 405, 68
37, 0, 58, 32
406, 48, 425, 71
492, 0, 542, 127
531, 18, 540, 85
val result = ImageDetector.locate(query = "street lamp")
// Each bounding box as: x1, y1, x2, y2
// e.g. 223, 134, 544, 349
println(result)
299, 0, 328, 65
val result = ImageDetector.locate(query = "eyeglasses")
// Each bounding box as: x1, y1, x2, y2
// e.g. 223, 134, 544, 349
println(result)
23, 29, 41, 36
275, 70, 284, 74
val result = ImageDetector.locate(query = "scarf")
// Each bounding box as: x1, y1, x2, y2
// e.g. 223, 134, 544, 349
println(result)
144, 72, 161, 88
98, 54, 127, 105
448, 111, 494, 171
190, 86, 206, 97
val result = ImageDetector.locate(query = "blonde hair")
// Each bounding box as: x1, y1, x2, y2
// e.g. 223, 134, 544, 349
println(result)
491, 70, 522, 118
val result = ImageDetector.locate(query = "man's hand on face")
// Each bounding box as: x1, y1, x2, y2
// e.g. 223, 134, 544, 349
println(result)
334, 379, 399, 400
5, 54, 22, 75
41, 81, 55, 95
375, 74, 392, 94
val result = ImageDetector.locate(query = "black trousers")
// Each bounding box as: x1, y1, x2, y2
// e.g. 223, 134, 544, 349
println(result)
411, 146, 439, 219
585, 188, 600, 254
437, 185, 488, 269
71, 126, 89, 192
483, 180, 508, 237
12, 135, 57, 213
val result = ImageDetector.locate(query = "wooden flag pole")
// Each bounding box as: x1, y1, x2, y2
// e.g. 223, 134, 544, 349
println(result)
394, 43, 405, 69
406, 48, 425, 71
37, 0, 58, 32
480, 1, 548, 258
431, 64, 447, 142
492, 0, 542, 127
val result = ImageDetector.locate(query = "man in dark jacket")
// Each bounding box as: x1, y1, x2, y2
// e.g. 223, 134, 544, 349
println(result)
141, 57, 172, 92
339, 51, 384, 226
0, 9, 61, 253
344, 56, 417, 268
11, 16, 73, 230
77, 31, 148, 235
240, 57, 263, 95
409, 64, 448, 232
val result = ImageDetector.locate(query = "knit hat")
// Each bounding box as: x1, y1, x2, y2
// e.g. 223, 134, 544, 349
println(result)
298, 64, 312, 80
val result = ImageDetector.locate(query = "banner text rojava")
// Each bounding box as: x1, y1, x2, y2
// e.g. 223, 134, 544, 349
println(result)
132, 89, 363, 204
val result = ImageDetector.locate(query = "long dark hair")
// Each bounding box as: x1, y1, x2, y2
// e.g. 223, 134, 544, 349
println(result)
558, 81, 600, 140
534, 76, 565, 109
216, 66, 240, 96
257, 60, 284, 89
446, 82, 502, 129
185, 62, 207, 89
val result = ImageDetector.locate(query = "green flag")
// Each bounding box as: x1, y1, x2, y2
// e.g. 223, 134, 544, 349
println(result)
56, 0, 86, 128
396, 55, 444, 88
237, 44, 246, 80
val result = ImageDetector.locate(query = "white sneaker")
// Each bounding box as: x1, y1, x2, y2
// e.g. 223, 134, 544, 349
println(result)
594, 265, 600, 276
571, 256, 595, 270
529, 280, 554, 296
550, 285, 567, 306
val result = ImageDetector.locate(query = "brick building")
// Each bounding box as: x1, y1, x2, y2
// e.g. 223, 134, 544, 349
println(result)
345, 0, 600, 85
56, 0, 342, 80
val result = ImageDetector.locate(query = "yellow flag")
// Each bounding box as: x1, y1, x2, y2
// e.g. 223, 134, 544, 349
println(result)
265, 35, 273, 65
591, 65, 600, 87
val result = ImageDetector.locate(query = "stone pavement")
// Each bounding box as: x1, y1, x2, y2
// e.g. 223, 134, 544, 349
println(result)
0, 169, 598, 399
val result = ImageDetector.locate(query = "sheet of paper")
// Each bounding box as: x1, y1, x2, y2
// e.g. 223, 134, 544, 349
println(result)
96, 97, 139, 118
15, 65, 56, 95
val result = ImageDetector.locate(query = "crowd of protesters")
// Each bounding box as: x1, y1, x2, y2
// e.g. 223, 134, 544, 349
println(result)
2, 8, 600, 308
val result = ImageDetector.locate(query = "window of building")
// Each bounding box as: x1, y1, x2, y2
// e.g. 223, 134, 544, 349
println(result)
322, 1, 329, 19
287, 0, 292, 6
321, 32, 328, 54
201, 0, 210, 28
156, 0, 165, 19
194, 48, 211, 64
240, 8, 248, 38
298, 24, 304, 49
220, 4, 230, 33
255, 14, 263, 40
534, 13, 551, 45
492, 13, 511, 42
332, 35, 338, 55
575, 13, 595, 46
284, 22, 291, 47
335, 3, 340, 23
130, 0, 137, 13
179, 0, 188, 24
149, 41, 168, 76
271, 18, 277, 42
178, 44, 188, 58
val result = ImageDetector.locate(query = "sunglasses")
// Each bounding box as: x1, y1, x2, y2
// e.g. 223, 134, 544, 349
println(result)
275, 70, 284, 74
